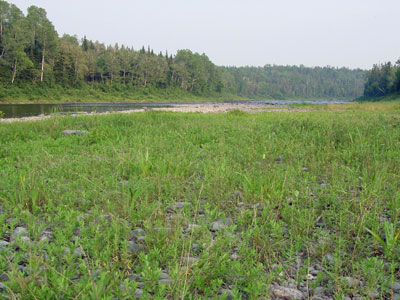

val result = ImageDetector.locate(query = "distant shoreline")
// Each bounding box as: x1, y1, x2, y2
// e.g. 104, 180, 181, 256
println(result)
0, 97, 355, 105
0, 102, 315, 123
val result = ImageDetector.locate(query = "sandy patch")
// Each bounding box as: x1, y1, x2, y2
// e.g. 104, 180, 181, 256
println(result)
0, 103, 311, 123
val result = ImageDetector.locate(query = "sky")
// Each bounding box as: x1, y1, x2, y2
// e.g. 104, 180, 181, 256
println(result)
7, 0, 400, 69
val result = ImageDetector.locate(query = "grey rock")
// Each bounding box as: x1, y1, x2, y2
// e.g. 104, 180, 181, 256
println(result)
299, 286, 308, 293
127, 273, 140, 281
5, 217, 17, 224
64, 247, 71, 255
187, 224, 200, 231
192, 243, 200, 252
39, 236, 49, 242
288, 282, 298, 289
393, 282, 400, 292
180, 256, 199, 264
270, 285, 305, 300
342, 277, 362, 287
0, 241, 9, 251
324, 254, 334, 265
367, 290, 380, 299
134, 288, 143, 298
73, 227, 82, 236
154, 227, 172, 234
127, 241, 144, 254
129, 228, 145, 241
102, 215, 111, 221
0, 273, 9, 282
254, 203, 262, 209
159, 279, 173, 285
0, 282, 6, 291
73, 246, 85, 257
62, 130, 88, 136
343, 297, 352, 300
211, 218, 233, 231
230, 253, 240, 261
137, 282, 145, 289
220, 289, 233, 300
20, 236, 32, 244
313, 287, 326, 296
39, 230, 53, 242
17, 266, 29, 275
173, 202, 188, 209
310, 268, 318, 276
394, 294, 400, 300
119, 284, 143, 298
11, 227, 28, 241
159, 272, 170, 280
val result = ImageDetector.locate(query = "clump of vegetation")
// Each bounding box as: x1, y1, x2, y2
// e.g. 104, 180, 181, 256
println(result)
364, 60, 400, 98
0, 103, 399, 299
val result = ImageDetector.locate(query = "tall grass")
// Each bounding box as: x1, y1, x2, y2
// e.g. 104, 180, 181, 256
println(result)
0, 107, 399, 299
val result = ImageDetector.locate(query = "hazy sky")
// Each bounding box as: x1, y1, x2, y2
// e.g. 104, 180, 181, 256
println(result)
7, 0, 400, 69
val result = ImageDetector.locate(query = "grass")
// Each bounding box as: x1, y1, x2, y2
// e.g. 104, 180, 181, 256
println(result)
0, 84, 250, 104
288, 96, 400, 113
0, 104, 399, 299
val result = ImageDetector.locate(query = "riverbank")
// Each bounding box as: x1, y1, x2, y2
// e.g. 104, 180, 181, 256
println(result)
0, 84, 357, 104
0, 102, 312, 123
0, 84, 248, 104
0, 103, 399, 299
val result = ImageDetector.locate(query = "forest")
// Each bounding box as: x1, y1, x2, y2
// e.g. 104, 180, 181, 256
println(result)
363, 61, 400, 98
0, 1, 366, 101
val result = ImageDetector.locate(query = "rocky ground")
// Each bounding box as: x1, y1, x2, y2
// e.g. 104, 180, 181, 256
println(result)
1, 107, 399, 299
0, 103, 310, 123
1, 202, 399, 299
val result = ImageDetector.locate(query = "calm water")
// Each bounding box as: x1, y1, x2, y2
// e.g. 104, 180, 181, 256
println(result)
0, 100, 351, 119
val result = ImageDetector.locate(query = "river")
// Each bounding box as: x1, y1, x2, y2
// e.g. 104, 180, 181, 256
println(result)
0, 100, 351, 119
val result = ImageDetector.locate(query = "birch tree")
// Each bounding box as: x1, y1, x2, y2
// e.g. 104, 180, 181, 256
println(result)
26, 6, 57, 82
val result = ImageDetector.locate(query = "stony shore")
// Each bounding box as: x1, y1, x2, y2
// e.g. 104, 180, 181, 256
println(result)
0, 103, 310, 123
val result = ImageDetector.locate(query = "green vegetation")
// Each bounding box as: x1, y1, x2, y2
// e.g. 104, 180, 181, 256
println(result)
0, 0, 365, 103
1, 102, 400, 299
221, 65, 365, 100
364, 60, 400, 98
0, 84, 247, 103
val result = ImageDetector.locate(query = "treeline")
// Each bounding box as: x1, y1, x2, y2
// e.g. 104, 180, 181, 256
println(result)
221, 65, 365, 99
364, 61, 400, 98
0, 1, 365, 100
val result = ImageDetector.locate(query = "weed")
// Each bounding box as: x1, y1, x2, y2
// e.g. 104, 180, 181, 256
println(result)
0, 105, 399, 298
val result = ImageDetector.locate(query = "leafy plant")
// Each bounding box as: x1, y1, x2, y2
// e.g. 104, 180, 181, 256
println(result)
366, 221, 400, 260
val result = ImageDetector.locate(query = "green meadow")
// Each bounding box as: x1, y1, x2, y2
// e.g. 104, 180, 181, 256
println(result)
0, 102, 400, 299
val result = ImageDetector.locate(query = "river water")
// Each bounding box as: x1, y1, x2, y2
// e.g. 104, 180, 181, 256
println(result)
0, 100, 351, 119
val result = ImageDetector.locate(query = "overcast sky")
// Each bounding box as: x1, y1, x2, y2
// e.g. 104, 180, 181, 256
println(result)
7, 0, 400, 69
